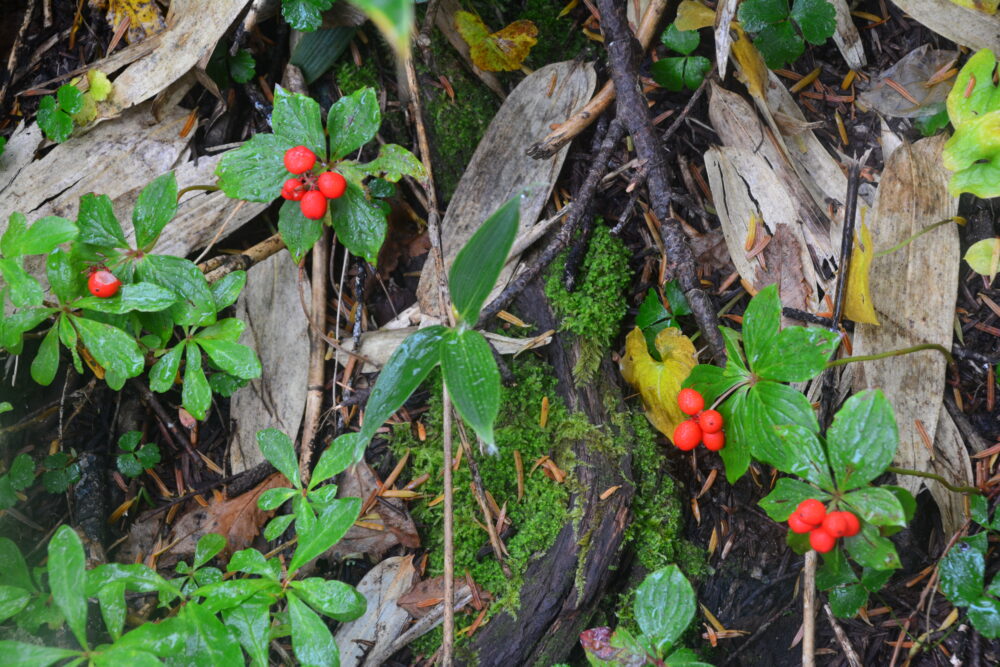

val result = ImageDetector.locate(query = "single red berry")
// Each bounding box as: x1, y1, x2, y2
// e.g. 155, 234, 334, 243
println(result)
840, 511, 861, 537
822, 512, 852, 538
88, 269, 121, 298
282, 178, 305, 201
677, 388, 705, 416
788, 512, 814, 534
702, 430, 725, 451
673, 419, 702, 451
809, 528, 836, 553
284, 145, 316, 175
318, 171, 347, 199
699, 409, 724, 433
300, 191, 328, 220
796, 498, 826, 527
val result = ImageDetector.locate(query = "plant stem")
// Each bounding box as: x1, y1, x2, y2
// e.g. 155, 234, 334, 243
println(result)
825, 343, 955, 368
441, 388, 455, 666
803, 550, 817, 667
175, 184, 220, 198
875, 218, 960, 257
886, 466, 982, 495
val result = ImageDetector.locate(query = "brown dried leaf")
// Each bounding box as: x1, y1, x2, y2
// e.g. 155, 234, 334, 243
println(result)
754, 223, 813, 314
326, 463, 420, 560
397, 575, 475, 618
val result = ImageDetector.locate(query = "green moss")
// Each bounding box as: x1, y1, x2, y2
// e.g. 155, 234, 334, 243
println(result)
545, 223, 631, 382
392, 358, 578, 654
516, 0, 595, 69
334, 59, 379, 94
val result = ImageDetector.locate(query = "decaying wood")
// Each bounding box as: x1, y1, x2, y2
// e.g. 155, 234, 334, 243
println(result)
228, 252, 310, 475
829, 0, 866, 70
850, 137, 970, 534
416, 60, 596, 315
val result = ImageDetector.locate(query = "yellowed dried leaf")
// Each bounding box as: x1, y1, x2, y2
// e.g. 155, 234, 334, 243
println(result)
844, 218, 880, 325
454, 11, 538, 72
620, 326, 698, 440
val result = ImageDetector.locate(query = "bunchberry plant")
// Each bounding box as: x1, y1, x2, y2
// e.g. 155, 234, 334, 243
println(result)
215, 85, 425, 263
652, 23, 712, 92
938, 496, 1000, 637
636, 281, 692, 358
580, 565, 710, 666
737, 0, 837, 69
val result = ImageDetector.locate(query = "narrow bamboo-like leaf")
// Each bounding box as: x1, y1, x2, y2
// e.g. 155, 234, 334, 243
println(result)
448, 195, 520, 323
441, 328, 501, 451
347, 0, 413, 56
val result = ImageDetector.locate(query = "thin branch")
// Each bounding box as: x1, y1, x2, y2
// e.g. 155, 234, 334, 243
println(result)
299, 227, 330, 486
803, 550, 817, 667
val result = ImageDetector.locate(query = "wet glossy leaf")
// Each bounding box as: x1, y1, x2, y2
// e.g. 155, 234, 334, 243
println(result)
47, 248, 83, 303
754, 22, 803, 69
0, 586, 30, 623
223, 603, 270, 666
278, 199, 323, 263
282, 0, 334, 32
738, 0, 788, 31
753, 324, 839, 382
827, 390, 898, 490
288, 592, 339, 667
133, 172, 177, 250
790, 0, 836, 44
327, 87, 380, 160
273, 85, 327, 161
0, 258, 43, 307
210, 270, 246, 310
49, 526, 88, 648
946, 49, 1000, 129
329, 180, 387, 264
449, 195, 520, 323
661, 23, 700, 55
940, 541, 985, 606
216, 134, 294, 202
37, 96, 73, 142
310, 440, 356, 489
634, 565, 696, 653
455, 11, 538, 71
72, 315, 144, 389
0, 642, 80, 667
745, 380, 819, 471
290, 578, 366, 621
137, 254, 216, 326
289, 497, 361, 572
193, 534, 226, 570
339, 143, 426, 184
843, 487, 905, 527
182, 344, 211, 420
844, 522, 901, 571
6, 215, 77, 256
759, 478, 831, 521
441, 328, 501, 451
75, 282, 177, 314
196, 339, 261, 380
149, 342, 184, 393
257, 428, 301, 488
772, 424, 834, 488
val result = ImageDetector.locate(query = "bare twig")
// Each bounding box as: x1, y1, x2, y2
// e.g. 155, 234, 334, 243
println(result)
200, 232, 286, 283
803, 550, 817, 667
456, 420, 512, 576
824, 603, 863, 667
595, 0, 725, 362
299, 227, 330, 485
441, 391, 455, 665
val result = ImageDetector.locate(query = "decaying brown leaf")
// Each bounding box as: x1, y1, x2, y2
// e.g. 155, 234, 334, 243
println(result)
397, 575, 477, 618
753, 223, 814, 315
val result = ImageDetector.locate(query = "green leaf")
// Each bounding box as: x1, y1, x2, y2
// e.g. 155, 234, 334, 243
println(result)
441, 328, 501, 451
57, 84, 84, 115
132, 172, 178, 250
137, 254, 217, 326
754, 325, 839, 382
216, 133, 294, 202
75, 282, 177, 314
759, 478, 830, 521
683, 56, 712, 90
72, 315, 145, 388
738, 0, 789, 32
742, 284, 781, 371
49, 525, 89, 648
0, 258, 43, 307
208, 372, 248, 397
289, 497, 361, 572
339, 143, 426, 183
828, 582, 868, 618
210, 270, 246, 310
717, 385, 752, 483
449, 195, 520, 323
1, 307, 53, 353
310, 440, 357, 489
1, 212, 28, 257
278, 199, 323, 263
0, 642, 81, 667
968, 597, 1000, 638
194, 579, 278, 614
8, 454, 35, 491
37, 96, 73, 142
196, 318, 245, 341
288, 592, 340, 667
194, 533, 226, 569
46, 248, 82, 303
842, 487, 905, 527
754, 22, 804, 69
790, 0, 836, 45
651, 57, 688, 93
347, 0, 413, 56
273, 85, 327, 161
118, 431, 142, 452
282, 0, 334, 31
30, 326, 60, 386
229, 49, 256, 84
745, 380, 819, 471
816, 546, 857, 589
149, 342, 184, 393
12, 216, 78, 256
176, 602, 244, 666
227, 549, 280, 579
197, 339, 261, 379
772, 424, 834, 489
116, 453, 144, 478
634, 565, 696, 654
329, 180, 388, 264
826, 390, 898, 490
940, 542, 985, 606
290, 26, 356, 84
661, 23, 700, 55
327, 87, 381, 160
259, 487, 298, 511
844, 522, 901, 571
357, 325, 447, 447
135, 443, 160, 468
0, 586, 31, 623
0, 538, 34, 590
183, 344, 211, 420
223, 603, 270, 666
264, 513, 296, 541
290, 578, 366, 621
258, 429, 301, 487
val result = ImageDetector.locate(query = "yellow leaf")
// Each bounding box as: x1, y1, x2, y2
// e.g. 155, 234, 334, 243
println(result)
620, 326, 698, 440
675, 0, 717, 30
730, 25, 768, 100
454, 11, 538, 72
844, 219, 880, 325
87, 70, 113, 102
948, 0, 998, 13
93, 0, 167, 45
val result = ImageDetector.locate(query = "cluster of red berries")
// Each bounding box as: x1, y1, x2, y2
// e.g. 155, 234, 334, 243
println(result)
673, 388, 725, 451
788, 498, 861, 553
280, 145, 347, 220
87, 268, 120, 298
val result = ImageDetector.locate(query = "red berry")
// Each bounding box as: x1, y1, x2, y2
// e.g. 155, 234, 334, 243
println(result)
317, 171, 347, 199
284, 145, 316, 175
788, 513, 814, 534
300, 191, 328, 220
796, 498, 826, 527
702, 430, 725, 451
282, 178, 305, 201
88, 269, 120, 298
841, 511, 861, 537
822, 512, 849, 538
809, 528, 836, 553
699, 409, 724, 433
677, 388, 704, 416
673, 419, 702, 451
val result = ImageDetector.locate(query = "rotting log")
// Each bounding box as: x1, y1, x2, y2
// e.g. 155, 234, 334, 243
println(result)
460, 281, 637, 666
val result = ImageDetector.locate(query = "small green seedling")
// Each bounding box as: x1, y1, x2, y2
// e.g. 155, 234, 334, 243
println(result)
36, 72, 113, 142
636, 281, 691, 358
652, 23, 712, 92
737, 0, 837, 69
41, 452, 81, 494
115, 431, 161, 478
938, 496, 1000, 638
942, 49, 1000, 198
0, 453, 35, 510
